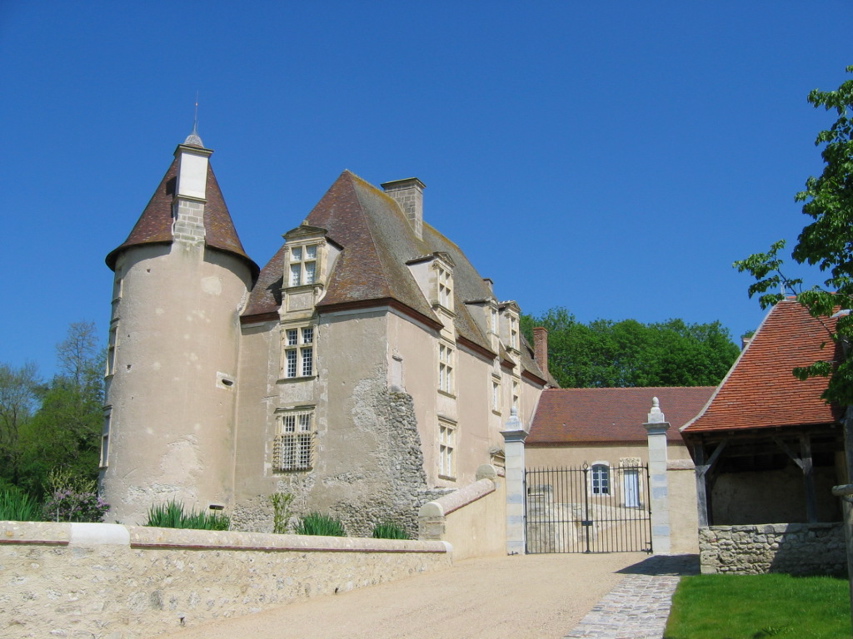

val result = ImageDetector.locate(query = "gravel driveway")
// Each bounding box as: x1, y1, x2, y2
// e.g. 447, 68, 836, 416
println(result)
161, 552, 646, 639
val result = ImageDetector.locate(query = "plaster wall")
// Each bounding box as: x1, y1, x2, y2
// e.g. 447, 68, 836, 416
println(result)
387, 311, 447, 485
440, 476, 507, 559
233, 309, 433, 537
526, 442, 691, 469
454, 345, 501, 484
102, 244, 252, 524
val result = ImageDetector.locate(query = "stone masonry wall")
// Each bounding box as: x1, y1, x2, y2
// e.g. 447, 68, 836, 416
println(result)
0, 521, 452, 639
699, 523, 845, 576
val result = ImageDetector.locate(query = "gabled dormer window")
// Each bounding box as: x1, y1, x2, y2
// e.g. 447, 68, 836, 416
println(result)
288, 244, 317, 287
500, 302, 521, 353
436, 262, 453, 311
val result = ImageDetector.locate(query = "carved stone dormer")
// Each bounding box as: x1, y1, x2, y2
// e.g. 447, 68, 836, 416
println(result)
499, 301, 521, 356
464, 297, 500, 353
280, 224, 340, 318
407, 251, 456, 337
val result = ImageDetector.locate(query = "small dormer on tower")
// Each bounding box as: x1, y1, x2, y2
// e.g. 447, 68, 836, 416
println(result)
172, 128, 213, 245
381, 178, 425, 240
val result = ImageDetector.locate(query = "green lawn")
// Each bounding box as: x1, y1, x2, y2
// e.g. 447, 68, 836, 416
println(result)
664, 573, 851, 639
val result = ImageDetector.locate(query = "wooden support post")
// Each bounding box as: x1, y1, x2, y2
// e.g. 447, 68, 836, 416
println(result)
694, 439, 728, 528
694, 444, 709, 527
800, 434, 818, 523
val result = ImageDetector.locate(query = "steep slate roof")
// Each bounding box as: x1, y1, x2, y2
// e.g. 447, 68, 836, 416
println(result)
527, 386, 715, 445
106, 150, 258, 279
682, 299, 843, 435
243, 170, 548, 383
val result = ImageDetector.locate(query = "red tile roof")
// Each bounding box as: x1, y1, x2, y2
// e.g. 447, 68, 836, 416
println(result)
682, 299, 843, 435
527, 386, 715, 445
106, 149, 258, 279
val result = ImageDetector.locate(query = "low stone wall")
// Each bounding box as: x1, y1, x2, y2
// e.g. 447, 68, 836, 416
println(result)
699, 523, 846, 576
0, 521, 452, 638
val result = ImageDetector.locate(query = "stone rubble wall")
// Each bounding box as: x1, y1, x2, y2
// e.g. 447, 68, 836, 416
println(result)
699, 523, 845, 576
0, 521, 452, 639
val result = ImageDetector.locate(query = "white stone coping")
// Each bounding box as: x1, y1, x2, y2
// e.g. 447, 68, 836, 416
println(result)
0, 521, 451, 554
419, 477, 496, 518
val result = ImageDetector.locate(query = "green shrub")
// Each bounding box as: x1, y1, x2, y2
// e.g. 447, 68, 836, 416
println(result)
0, 487, 42, 521
270, 492, 294, 534
295, 512, 346, 537
42, 468, 109, 523
372, 522, 409, 540
145, 500, 230, 531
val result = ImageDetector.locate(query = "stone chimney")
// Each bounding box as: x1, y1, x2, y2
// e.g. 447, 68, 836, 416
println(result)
381, 178, 425, 240
533, 326, 549, 377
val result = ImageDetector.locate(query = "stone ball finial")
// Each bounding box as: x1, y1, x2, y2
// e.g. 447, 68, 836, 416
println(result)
647, 396, 666, 424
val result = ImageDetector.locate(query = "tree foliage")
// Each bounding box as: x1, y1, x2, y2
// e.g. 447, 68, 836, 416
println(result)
0, 362, 41, 488
0, 322, 104, 499
735, 66, 853, 405
521, 307, 740, 388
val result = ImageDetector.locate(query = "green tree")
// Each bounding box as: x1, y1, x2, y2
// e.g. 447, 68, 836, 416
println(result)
0, 362, 41, 488
18, 322, 104, 497
522, 307, 739, 388
735, 66, 853, 405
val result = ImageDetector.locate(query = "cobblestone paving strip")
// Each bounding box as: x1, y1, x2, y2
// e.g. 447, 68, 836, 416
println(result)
564, 554, 697, 639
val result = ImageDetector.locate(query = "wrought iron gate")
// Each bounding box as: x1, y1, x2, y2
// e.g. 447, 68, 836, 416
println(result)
525, 463, 652, 553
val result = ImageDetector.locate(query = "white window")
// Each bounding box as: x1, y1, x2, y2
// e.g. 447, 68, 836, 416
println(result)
591, 463, 610, 496
490, 306, 498, 334
273, 408, 314, 471
283, 326, 315, 378
288, 244, 318, 287
438, 420, 456, 479
439, 342, 454, 394
491, 378, 501, 412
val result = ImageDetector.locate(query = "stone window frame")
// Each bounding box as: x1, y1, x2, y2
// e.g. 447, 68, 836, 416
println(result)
281, 324, 316, 380
491, 374, 502, 414
434, 260, 453, 312
438, 340, 455, 396
99, 407, 112, 469
590, 461, 611, 496
106, 320, 119, 378
438, 418, 457, 480
511, 379, 520, 415
273, 406, 315, 472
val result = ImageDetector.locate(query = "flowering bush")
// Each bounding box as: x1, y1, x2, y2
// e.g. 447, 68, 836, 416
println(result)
42, 468, 109, 523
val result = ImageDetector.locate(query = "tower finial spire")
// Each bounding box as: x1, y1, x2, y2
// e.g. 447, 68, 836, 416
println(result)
183, 92, 204, 147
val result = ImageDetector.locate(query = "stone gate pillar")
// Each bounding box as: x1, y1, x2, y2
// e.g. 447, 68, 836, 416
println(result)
644, 397, 672, 554
501, 409, 527, 555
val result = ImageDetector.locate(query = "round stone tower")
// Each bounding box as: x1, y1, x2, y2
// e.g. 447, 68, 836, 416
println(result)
101, 128, 258, 524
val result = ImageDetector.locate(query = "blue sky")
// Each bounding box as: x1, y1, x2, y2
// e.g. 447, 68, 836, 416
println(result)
1, 2, 851, 378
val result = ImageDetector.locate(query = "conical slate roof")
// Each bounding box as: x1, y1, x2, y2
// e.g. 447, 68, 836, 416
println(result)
105, 149, 258, 279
